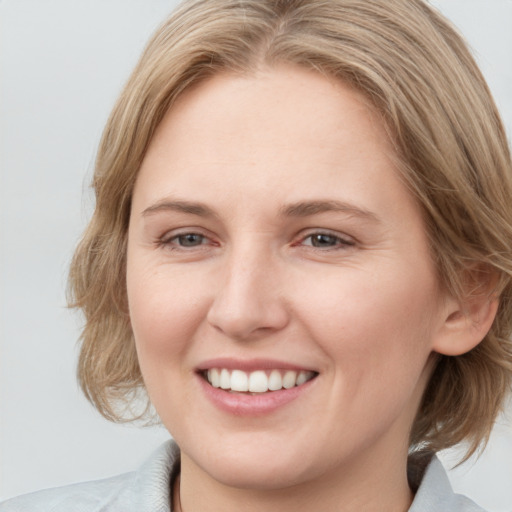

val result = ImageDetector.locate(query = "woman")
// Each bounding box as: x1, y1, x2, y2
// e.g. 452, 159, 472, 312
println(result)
2, 0, 511, 510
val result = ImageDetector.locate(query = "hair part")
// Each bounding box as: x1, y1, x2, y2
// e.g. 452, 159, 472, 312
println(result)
69, 0, 512, 459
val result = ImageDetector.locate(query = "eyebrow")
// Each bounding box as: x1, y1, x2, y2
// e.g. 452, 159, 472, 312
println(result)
280, 200, 380, 223
142, 198, 379, 223
142, 200, 217, 218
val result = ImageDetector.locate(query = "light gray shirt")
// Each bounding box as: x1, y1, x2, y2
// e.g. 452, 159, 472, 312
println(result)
0, 440, 486, 511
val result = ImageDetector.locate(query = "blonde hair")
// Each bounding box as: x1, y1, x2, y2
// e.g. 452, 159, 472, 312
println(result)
69, 0, 512, 460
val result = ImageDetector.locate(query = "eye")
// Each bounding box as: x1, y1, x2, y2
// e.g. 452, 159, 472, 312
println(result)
300, 232, 355, 249
173, 233, 207, 247
160, 231, 211, 249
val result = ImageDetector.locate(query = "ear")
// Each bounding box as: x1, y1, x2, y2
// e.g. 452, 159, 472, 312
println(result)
432, 267, 499, 356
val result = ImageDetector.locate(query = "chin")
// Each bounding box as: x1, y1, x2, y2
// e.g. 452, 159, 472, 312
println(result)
202, 456, 316, 491
179, 433, 322, 491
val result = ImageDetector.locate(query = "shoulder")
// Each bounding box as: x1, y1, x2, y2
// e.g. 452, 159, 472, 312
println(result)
0, 440, 179, 512
409, 455, 488, 512
0, 472, 135, 512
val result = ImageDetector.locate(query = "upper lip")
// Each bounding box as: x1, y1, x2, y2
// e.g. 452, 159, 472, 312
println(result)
196, 358, 317, 373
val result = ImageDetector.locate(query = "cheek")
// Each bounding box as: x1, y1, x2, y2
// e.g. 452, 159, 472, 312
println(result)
296, 267, 438, 383
298, 271, 438, 444
126, 262, 211, 364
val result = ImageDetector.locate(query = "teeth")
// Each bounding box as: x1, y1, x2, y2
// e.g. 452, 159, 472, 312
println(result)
220, 369, 230, 389
210, 368, 220, 388
206, 368, 315, 393
231, 370, 249, 392
268, 369, 282, 391
248, 371, 268, 392
296, 370, 309, 386
282, 370, 297, 389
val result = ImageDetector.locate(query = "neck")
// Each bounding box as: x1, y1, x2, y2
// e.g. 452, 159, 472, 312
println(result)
176, 447, 413, 512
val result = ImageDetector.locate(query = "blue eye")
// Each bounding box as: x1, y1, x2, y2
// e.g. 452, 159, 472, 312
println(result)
160, 233, 208, 249
309, 234, 338, 247
302, 233, 354, 249
157, 230, 218, 255
173, 233, 206, 247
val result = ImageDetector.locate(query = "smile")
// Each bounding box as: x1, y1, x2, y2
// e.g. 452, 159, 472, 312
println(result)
205, 368, 317, 393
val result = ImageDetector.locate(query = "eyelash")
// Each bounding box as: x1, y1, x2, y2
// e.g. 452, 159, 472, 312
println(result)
158, 230, 355, 252
298, 231, 355, 250
159, 231, 212, 250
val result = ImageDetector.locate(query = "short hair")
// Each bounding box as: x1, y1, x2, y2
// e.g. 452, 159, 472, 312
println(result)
69, 0, 512, 460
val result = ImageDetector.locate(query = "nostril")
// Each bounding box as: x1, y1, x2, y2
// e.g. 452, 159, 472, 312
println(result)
207, 295, 289, 340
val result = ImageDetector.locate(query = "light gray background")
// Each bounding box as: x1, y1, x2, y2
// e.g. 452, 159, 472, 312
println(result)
1, 0, 511, 509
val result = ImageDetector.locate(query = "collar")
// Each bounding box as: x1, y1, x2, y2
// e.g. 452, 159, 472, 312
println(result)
134, 441, 485, 512
409, 455, 486, 511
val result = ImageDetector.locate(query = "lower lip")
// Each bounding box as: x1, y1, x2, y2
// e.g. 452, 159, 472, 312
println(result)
197, 374, 316, 416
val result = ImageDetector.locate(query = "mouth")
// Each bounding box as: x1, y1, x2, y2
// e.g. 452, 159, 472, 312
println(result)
201, 368, 318, 394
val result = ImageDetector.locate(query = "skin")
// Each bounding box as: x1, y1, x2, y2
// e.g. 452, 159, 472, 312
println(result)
126, 65, 493, 512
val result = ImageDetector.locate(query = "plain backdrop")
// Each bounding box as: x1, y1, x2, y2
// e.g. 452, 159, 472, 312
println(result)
1, 0, 511, 509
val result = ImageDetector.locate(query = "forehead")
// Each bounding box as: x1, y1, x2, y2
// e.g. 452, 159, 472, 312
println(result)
149, 65, 387, 157
133, 64, 416, 222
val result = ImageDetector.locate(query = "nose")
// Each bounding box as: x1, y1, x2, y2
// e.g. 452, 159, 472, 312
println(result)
206, 246, 290, 340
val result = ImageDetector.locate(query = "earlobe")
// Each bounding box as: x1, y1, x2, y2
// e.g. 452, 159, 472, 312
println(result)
432, 270, 500, 356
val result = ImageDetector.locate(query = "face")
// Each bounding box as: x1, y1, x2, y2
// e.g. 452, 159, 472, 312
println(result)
127, 65, 449, 490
